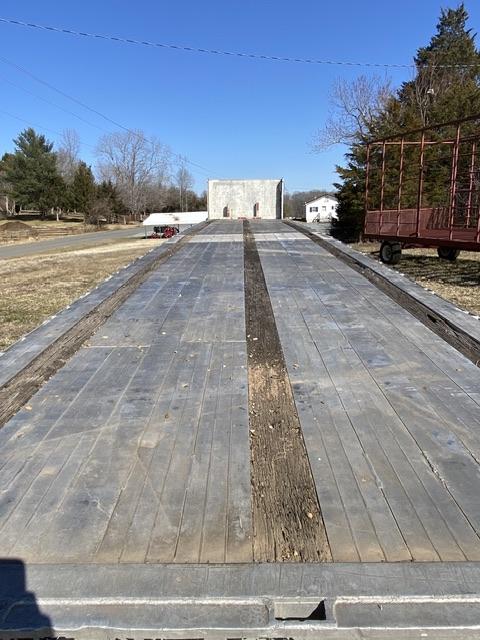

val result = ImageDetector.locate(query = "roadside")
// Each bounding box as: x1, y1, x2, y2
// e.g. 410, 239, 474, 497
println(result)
353, 242, 480, 316
0, 237, 161, 351
0, 227, 142, 259
0, 219, 139, 246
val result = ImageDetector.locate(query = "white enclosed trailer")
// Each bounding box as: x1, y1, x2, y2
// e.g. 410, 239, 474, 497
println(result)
142, 211, 207, 236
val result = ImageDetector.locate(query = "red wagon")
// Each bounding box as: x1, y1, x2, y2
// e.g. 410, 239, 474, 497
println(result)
364, 114, 480, 264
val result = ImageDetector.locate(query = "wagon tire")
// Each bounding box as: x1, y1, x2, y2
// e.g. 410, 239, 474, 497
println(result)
380, 241, 402, 265
437, 247, 460, 261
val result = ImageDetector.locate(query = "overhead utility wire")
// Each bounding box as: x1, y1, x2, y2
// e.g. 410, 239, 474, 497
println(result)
0, 108, 95, 148
1, 16, 478, 69
0, 54, 213, 176
0, 75, 107, 132
0, 108, 62, 136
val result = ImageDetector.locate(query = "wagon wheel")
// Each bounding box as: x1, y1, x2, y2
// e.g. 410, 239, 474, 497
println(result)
437, 247, 460, 261
380, 241, 402, 265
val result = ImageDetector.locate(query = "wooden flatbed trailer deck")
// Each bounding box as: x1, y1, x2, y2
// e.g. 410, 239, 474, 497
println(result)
1, 220, 480, 637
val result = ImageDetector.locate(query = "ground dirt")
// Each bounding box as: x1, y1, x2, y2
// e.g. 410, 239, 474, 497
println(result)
353, 242, 480, 316
243, 221, 331, 563
0, 221, 39, 240
0, 238, 158, 351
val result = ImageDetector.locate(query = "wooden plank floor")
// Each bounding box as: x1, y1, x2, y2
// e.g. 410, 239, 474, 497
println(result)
1, 219, 480, 564
0, 221, 252, 564
254, 221, 480, 562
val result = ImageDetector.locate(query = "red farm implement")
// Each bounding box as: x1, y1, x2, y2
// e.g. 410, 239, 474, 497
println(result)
150, 225, 179, 239
364, 114, 480, 264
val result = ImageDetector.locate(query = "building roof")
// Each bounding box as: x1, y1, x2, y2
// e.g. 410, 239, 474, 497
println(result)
305, 195, 338, 205
143, 212, 207, 226
208, 178, 283, 184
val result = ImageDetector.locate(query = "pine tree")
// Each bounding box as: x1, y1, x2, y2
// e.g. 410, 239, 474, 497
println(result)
3, 128, 64, 215
399, 3, 480, 127
332, 152, 366, 242
96, 180, 125, 222
70, 162, 96, 214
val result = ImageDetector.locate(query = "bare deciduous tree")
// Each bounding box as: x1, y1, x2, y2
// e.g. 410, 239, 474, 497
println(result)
175, 157, 194, 211
95, 130, 171, 218
144, 179, 171, 212
56, 129, 81, 183
313, 75, 393, 150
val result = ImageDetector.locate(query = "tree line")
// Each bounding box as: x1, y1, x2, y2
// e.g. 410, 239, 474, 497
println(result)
315, 3, 480, 241
0, 127, 206, 223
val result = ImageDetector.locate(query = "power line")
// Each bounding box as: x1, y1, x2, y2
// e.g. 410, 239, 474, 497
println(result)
0, 53, 214, 176
1, 16, 479, 69
0, 108, 63, 136
0, 74, 107, 132
0, 54, 140, 132
1, 17, 412, 68
0, 107, 95, 149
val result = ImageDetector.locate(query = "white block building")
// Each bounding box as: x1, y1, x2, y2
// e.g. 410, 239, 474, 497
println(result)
208, 179, 284, 220
305, 195, 338, 223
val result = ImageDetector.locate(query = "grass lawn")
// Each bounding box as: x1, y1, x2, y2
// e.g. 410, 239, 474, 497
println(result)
353, 242, 480, 316
0, 220, 140, 245
20, 220, 136, 231
24, 219, 85, 228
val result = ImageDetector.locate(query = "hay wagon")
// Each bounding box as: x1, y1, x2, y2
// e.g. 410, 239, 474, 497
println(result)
364, 114, 480, 263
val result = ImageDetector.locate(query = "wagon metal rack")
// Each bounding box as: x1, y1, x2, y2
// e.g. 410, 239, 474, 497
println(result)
364, 113, 480, 263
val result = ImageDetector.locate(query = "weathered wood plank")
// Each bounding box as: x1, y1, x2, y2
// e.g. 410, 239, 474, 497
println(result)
10, 433, 97, 558
245, 222, 331, 563
256, 221, 480, 562
289, 220, 480, 366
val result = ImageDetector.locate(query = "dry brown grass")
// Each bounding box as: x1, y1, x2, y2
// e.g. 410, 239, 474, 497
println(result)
24, 220, 136, 231
353, 242, 480, 316
0, 238, 161, 351
23, 220, 85, 228
0, 221, 140, 244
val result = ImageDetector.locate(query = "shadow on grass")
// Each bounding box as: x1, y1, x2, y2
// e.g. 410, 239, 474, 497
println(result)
394, 255, 480, 287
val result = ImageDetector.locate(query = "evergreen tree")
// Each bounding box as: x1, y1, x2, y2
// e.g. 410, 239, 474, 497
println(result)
3, 128, 64, 215
0, 153, 13, 196
399, 3, 480, 127
96, 180, 125, 221
332, 155, 366, 242
70, 162, 96, 214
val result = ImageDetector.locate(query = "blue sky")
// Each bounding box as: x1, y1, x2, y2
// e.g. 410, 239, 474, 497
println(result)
0, 1, 479, 193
